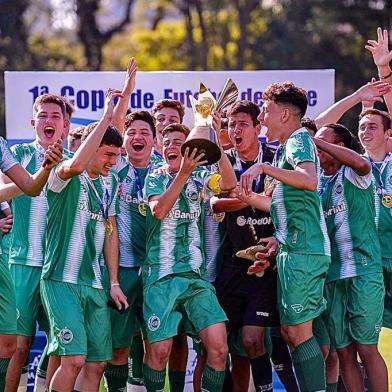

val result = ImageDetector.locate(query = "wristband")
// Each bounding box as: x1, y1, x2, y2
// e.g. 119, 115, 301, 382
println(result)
111, 283, 120, 287
380, 71, 392, 80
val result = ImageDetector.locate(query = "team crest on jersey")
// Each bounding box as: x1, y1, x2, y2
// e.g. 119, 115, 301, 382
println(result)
186, 190, 199, 202
291, 304, 304, 313
236, 216, 247, 227
334, 183, 343, 195
148, 315, 161, 331
59, 327, 74, 344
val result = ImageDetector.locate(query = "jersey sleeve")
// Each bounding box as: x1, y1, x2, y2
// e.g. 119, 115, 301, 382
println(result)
144, 172, 168, 201
344, 166, 373, 189
286, 131, 316, 168
0, 137, 18, 173
47, 160, 72, 193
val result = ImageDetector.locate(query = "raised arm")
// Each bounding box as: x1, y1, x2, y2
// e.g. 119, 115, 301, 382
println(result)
149, 148, 207, 220
315, 81, 391, 129
58, 89, 122, 181
112, 58, 137, 132
314, 137, 371, 175
365, 27, 392, 114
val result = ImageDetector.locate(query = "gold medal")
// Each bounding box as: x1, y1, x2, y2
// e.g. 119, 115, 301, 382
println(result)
382, 194, 392, 208
105, 220, 114, 235
138, 202, 146, 216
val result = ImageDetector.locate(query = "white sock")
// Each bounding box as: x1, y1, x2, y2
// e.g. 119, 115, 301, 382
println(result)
126, 383, 146, 391
17, 371, 28, 391
34, 375, 46, 392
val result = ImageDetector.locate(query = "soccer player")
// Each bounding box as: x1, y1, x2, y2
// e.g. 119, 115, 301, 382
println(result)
358, 109, 392, 331
67, 126, 85, 153
40, 89, 128, 392
314, 123, 387, 392
212, 100, 280, 392
239, 82, 331, 392
0, 136, 62, 392
151, 99, 185, 162
0, 94, 69, 392
103, 110, 156, 392
143, 122, 236, 392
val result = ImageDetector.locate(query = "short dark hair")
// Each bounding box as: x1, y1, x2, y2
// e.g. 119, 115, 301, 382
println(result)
124, 110, 156, 138
301, 117, 318, 135
33, 94, 66, 117
81, 122, 123, 148
161, 123, 190, 138
228, 100, 260, 126
151, 99, 185, 123
262, 81, 308, 118
359, 109, 391, 132
324, 123, 363, 154
61, 96, 75, 118
68, 126, 85, 139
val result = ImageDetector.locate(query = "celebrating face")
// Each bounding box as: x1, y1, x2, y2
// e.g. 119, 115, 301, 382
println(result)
228, 112, 259, 154
163, 131, 187, 172
124, 120, 155, 165
358, 113, 389, 152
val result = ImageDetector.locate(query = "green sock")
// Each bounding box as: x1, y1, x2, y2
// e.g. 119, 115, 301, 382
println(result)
104, 363, 129, 392
168, 370, 185, 392
0, 358, 10, 391
326, 383, 338, 391
292, 336, 326, 392
201, 364, 225, 392
143, 364, 166, 392
128, 335, 144, 386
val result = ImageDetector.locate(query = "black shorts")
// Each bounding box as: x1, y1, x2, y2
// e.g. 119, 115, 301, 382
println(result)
215, 259, 280, 329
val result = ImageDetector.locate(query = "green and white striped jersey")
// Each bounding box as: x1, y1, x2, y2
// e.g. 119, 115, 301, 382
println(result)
8, 142, 48, 266
116, 155, 150, 268
319, 165, 381, 282
0, 137, 17, 173
42, 163, 119, 289
203, 196, 226, 283
270, 128, 330, 255
365, 153, 392, 268
143, 169, 212, 286
7, 142, 72, 267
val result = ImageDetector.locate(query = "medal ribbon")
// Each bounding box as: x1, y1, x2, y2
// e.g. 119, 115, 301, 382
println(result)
367, 153, 392, 194
84, 174, 110, 221
318, 170, 340, 196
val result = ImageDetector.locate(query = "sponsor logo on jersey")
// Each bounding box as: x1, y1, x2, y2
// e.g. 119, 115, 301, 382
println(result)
79, 200, 104, 222
236, 216, 272, 227
119, 192, 139, 204
58, 327, 74, 344
256, 311, 269, 317
148, 315, 161, 331
324, 201, 347, 217
291, 304, 304, 313
168, 209, 201, 220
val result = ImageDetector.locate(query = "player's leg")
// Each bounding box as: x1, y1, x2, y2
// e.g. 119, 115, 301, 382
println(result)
185, 276, 228, 392
104, 267, 141, 392
0, 256, 17, 392
382, 264, 392, 329
269, 327, 298, 392
349, 273, 387, 392
74, 361, 107, 391
6, 265, 42, 392
127, 333, 145, 391
142, 277, 183, 392
278, 252, 329, 392
50, 355, 86, 392
168, 333, 188, 392
227, 329, 249, 392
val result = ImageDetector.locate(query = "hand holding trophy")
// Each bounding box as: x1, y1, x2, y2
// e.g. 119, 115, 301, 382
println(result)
181, 78, 238, 165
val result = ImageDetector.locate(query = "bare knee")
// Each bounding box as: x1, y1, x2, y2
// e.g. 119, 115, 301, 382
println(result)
86, 361, 107, 377
62, 356, 86, 374
0, 335, 16, 358
356, 343, 380, 362
149, 342, 172, 369
112, 347, 129, 364
242, 333, 264, 358
205, 342, 228, 368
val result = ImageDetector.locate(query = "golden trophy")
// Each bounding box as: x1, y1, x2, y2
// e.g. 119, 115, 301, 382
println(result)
181, 78, 238, 165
